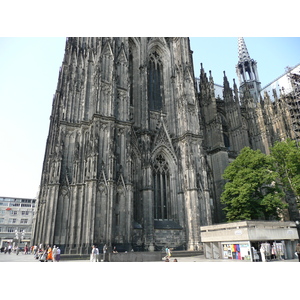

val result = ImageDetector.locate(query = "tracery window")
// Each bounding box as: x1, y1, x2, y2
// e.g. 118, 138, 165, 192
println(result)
148, 52, 163, 111
153, 154, 170, 219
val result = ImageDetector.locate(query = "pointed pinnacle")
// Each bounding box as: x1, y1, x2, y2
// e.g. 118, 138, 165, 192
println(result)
238, 37, 251, 62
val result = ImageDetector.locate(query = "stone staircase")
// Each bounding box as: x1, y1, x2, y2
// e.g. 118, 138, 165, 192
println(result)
170, 250, 204, 257
60, 250, 204, 261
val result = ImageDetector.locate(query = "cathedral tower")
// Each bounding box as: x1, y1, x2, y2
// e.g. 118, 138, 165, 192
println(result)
236, 37, 261, 101
32, 37, 212, 254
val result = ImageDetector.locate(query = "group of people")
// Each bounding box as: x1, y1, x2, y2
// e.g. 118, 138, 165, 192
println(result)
1, 244, 13, 254
1, 244, 32, 255
34, 244, 61, 262
165, 258, 178, 262
90, 244, 108, 262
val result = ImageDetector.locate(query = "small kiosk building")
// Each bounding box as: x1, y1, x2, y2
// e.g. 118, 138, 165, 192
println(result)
200, 221, 299, 261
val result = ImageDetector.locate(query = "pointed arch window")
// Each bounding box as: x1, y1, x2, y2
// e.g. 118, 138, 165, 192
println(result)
148, 52, 163, 111
220, 114, 230, 150
153, 154, 170, 220
129, 51, 134, 106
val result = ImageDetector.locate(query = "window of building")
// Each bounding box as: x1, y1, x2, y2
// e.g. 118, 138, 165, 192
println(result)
8, 227, 15, 232
153, 154, 170, 220
20, 219, 28, 224
129, 51, 133, 106
220, 114, 230, 150
10, 210, 18, 215
115, 214, 119, 226
21, 211, 29, 216
0, 218, 4, 224
148, 52, 163, 111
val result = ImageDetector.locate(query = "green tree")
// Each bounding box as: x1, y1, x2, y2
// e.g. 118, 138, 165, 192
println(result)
270, 139, 300, 205
221, 147, 286, 222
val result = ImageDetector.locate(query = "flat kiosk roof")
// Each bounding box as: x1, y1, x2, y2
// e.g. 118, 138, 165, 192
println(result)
200, 221, 299, 261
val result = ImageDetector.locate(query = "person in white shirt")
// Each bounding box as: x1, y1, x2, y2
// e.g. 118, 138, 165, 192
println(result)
52, 245, 58, 262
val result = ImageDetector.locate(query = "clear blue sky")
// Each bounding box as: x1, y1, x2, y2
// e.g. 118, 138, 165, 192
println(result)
0, 37, 299, 199
190, 37, 300, 86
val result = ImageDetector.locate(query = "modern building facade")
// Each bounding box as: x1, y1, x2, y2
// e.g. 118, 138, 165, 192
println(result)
32, 37, 300, 254
0, 196, 36, 249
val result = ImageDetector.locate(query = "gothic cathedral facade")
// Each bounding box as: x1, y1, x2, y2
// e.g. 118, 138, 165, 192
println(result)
32, 37, 299, 254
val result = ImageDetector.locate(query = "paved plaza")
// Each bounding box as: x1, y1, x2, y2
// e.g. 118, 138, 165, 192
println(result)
0, 252, 298, 262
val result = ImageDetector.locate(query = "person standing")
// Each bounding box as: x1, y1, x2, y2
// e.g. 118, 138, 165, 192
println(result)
90, 245, 97, 262
46, 245, 53, 262
95, 246, 99, 262
33, 245, 38, 256
296, 243, 300, 262
52, 245, 58, 262
103, 244, 108, 262
260, 244, 266, 262
56, 247, 61, 262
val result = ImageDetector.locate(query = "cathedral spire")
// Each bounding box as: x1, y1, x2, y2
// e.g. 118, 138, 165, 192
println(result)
236, 37, 261, 102
238, 37, 251, 63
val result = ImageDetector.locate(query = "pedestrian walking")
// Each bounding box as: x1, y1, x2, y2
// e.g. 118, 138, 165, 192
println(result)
296, 243, 300, 262
165, 246, 171, 259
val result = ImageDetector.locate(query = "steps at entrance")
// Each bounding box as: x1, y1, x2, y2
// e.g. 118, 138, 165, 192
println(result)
170, 250, 203, 257
60, 250, 204, 261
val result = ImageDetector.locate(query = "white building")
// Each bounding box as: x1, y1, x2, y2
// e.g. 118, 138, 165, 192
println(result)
0, 196, 36, 250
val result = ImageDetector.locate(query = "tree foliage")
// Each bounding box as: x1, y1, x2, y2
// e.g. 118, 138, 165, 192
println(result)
270, 139, 300, 203
221, 147, 287, 222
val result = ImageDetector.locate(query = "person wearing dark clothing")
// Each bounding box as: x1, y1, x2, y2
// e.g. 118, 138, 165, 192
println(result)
296, 243, 300, 262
